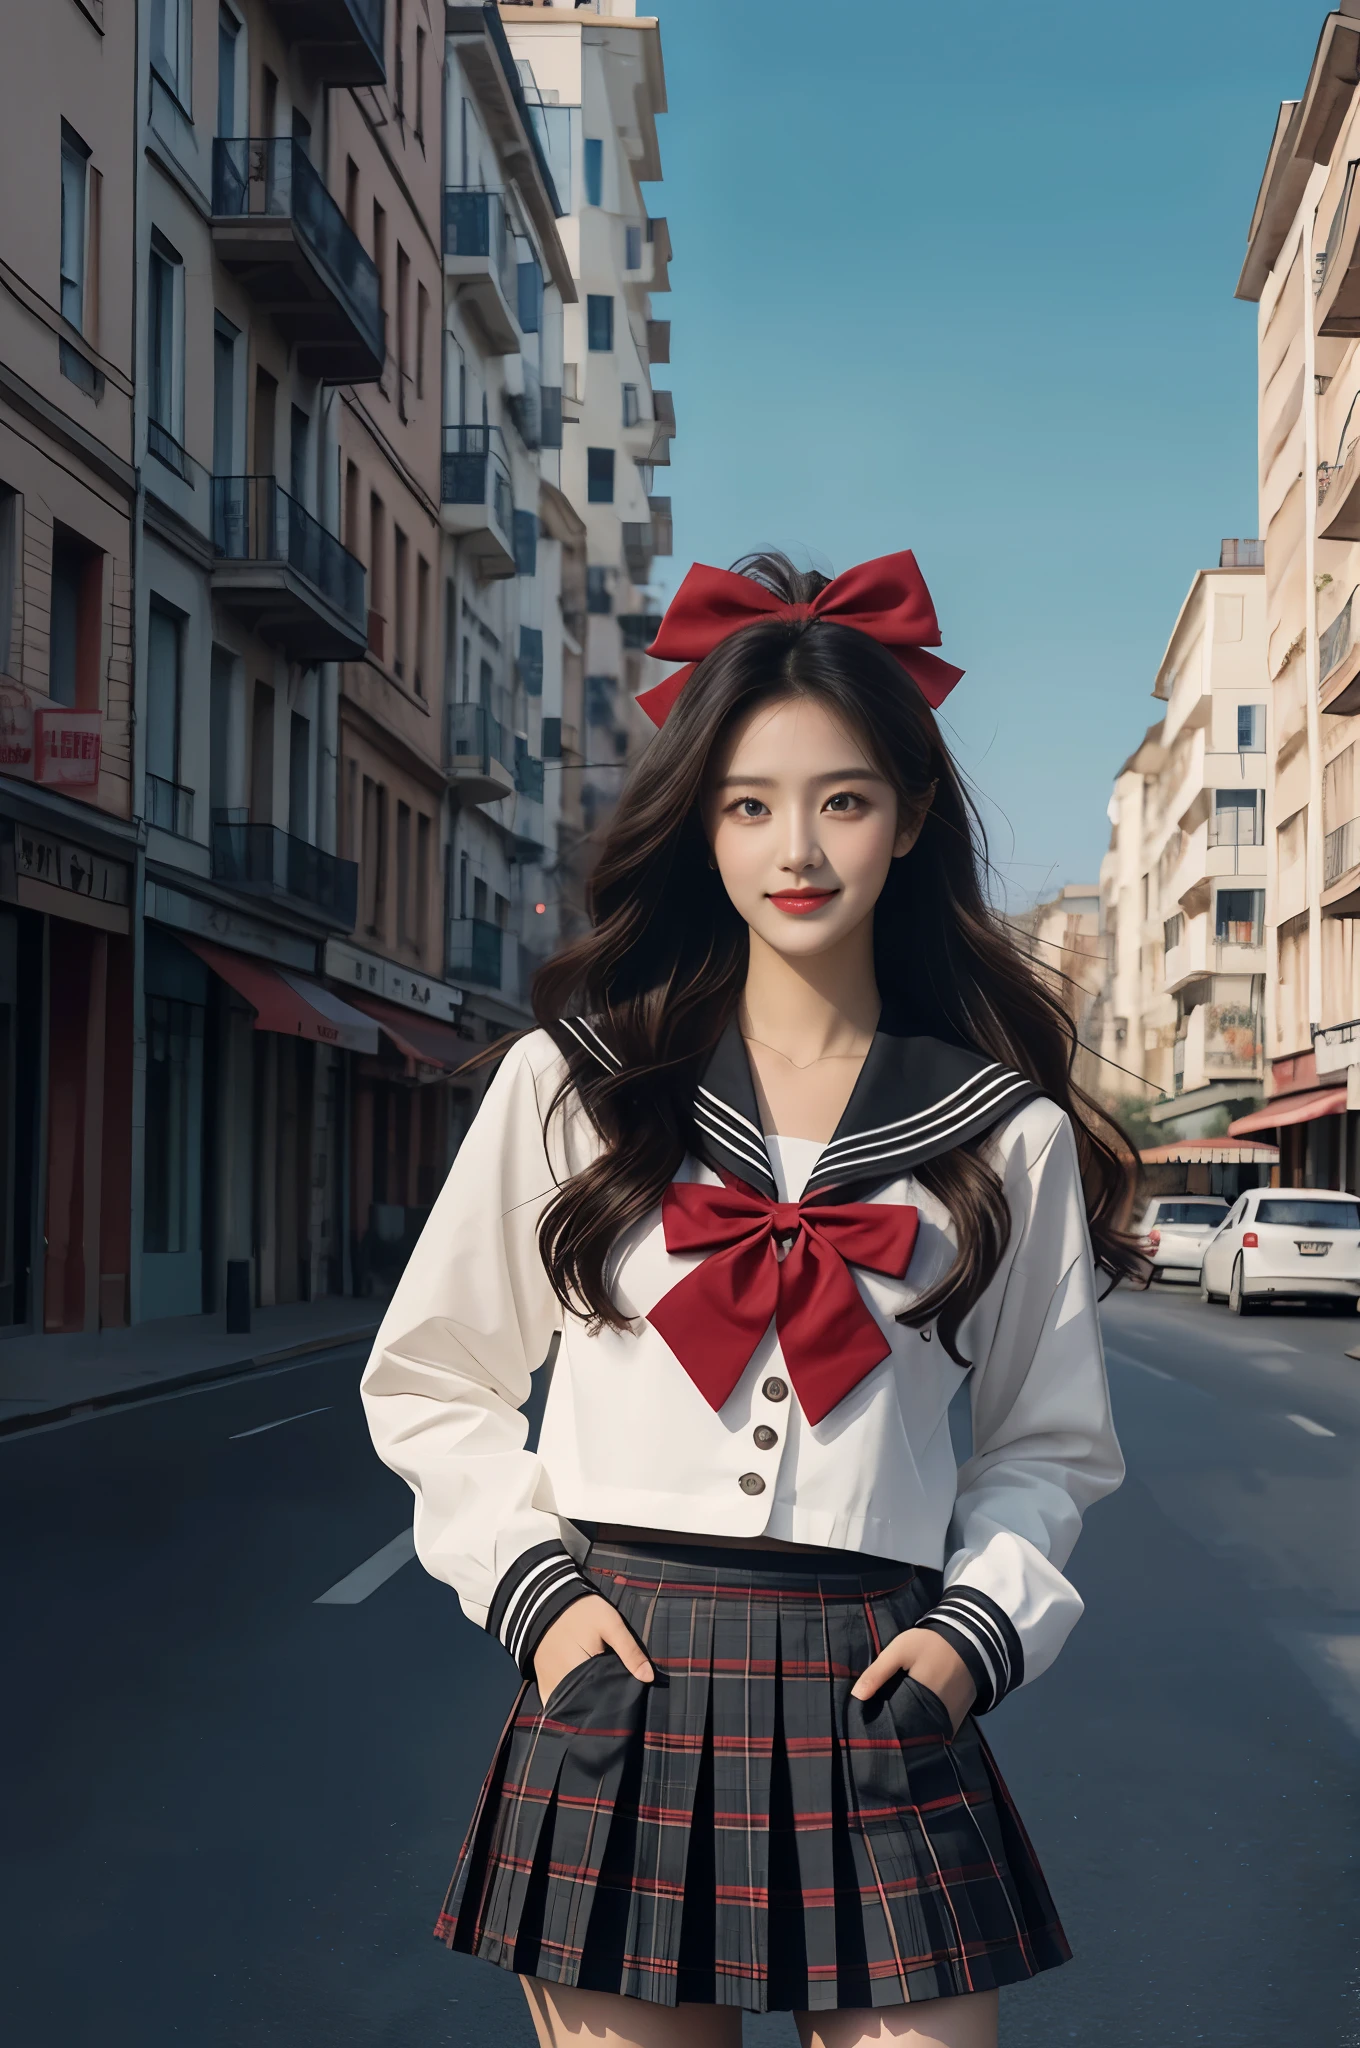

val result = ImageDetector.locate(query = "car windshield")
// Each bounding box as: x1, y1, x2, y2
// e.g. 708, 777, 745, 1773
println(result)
1154, 1203, 1227, 1225
1254, 1199, 1360, 1229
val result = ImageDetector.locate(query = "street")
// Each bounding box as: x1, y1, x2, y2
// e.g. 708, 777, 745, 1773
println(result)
2, 1294, 1358, 2048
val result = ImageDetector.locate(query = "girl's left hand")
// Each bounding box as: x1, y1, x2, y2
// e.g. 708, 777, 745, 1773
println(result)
852, 1626, 977, 1735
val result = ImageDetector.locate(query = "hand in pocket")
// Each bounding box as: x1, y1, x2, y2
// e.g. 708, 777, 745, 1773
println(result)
851, 1625, 976, 1736
533, 1593, 654, 1710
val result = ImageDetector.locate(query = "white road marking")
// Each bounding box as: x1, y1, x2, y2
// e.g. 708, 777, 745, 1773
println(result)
1251, 1357, 1293, 1376
229, 1406, 332, 1440
1286, 1412, 1337, 1438
315, 1528, 416, 1605
1104, 1347, 1174, 1381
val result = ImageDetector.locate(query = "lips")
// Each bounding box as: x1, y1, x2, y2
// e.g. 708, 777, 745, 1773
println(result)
767, 889, 838, 915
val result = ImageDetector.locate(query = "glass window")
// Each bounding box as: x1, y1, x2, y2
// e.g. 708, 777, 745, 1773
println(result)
148, 240, 183, 439
217, 6, 238, 137
625, 223, 642, 270
586, 565, 611, 614
1163, 912, 1182, 952
49, 530, 84, 707
587, 294, 614, 352
1256, 1198, 1360, 1228
151, 0, 192, 104
146, 603, 183, 785
621, 383, 640, 427
1216, 888, 1264, 944
1153, 1202, 1228, 1226
143, 996, 204, 1255
60, 125, 90, 331
0, 487, 16, 677
212, 316, 237, 474
1237, 704, 1265, 751
1211, 788, 1263, 847
587, 447, 614, 503
583, 137, 603, 208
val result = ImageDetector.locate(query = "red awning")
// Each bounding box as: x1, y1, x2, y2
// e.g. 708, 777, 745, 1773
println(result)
182, 937, 379, 1054
1228, 1087, 1348, 1139
343, 990, 469, 1071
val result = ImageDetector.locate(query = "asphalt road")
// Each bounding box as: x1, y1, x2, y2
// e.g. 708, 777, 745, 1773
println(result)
1, 1291, 1358, 2047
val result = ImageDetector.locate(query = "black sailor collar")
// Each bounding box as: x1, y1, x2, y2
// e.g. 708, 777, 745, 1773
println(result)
563, 1012, 1039, 1201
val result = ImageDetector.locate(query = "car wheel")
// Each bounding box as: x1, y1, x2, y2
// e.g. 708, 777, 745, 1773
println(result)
1228, 1257, 1256, 1316
1200, 1280, 1217, 1305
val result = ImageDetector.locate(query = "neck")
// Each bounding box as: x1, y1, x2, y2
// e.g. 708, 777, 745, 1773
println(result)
738, 920, 881, 1061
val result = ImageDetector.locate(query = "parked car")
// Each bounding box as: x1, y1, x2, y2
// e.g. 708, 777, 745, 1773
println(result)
1199, 1187, 1360, 1314
1136, 1196, 1229, 1283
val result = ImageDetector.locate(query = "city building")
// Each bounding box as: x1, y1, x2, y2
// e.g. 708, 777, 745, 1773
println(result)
0, 0, 139, 1335
500, 0, 673, 930
1093, 549, 1269, 1142
1009, 882, 1105, 1103
1233, 3, 1360, 1184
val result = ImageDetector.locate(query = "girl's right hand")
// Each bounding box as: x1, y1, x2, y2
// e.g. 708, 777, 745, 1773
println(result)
532, 1593, 655, 1706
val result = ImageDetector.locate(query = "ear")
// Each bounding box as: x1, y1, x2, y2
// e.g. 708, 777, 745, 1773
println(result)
892, 780, 937, 859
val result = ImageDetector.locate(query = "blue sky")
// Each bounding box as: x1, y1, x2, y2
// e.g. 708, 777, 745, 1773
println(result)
644, 0, 1325, 905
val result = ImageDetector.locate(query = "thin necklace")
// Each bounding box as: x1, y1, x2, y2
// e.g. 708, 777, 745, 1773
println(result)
742, 1031, 873, 1071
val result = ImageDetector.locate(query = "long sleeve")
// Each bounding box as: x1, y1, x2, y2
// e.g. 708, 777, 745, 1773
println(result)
917, 1104, 1124, 1711
360, 1033, 594, 1674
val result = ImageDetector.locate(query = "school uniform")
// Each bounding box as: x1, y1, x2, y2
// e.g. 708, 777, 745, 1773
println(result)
360, 1015, 1123, 2013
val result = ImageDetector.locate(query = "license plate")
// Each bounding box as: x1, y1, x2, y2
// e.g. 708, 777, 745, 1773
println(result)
1297, 1241, 1331, 1255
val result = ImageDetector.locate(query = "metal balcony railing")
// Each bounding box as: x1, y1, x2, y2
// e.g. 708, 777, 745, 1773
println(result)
447, 916, 503, 988
442, 188, 518, 306
212, 138, 384, 370
618, 614, 663, 652
440, 424, 513, 532
1320, 586, 1358, 686
211, 809, 359, 929
211, 475, 366, 630
269, 0, 386, 85
446, 700, 508, 773
145, 774, 194, 837
1326, 815, 1360, 886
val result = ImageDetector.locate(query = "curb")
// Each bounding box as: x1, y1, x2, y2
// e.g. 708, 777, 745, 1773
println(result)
0, 1324, 381, 1439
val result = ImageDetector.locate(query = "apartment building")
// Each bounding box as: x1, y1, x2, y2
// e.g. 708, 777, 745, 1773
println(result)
501, 1, 673, 929
1233, 2, 1360, 1185
1093, 549, 1269, 1141
1009, 883, 1105, 1103
0, 0, 138, 1335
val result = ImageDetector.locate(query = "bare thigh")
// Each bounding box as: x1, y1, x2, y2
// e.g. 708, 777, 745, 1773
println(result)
795, 1988, 998, 2048
521, 1979, 743, 2048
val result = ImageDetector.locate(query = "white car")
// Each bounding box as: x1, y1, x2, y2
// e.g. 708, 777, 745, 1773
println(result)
1199, 1187, 1360, 1314
1136, 1196, 1229, 1283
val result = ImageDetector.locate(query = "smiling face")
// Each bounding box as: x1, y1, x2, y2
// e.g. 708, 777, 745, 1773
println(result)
704, 693, 926, 964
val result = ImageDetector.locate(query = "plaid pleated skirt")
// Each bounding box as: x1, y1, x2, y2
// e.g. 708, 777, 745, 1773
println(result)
436, 1540, 1069, 2012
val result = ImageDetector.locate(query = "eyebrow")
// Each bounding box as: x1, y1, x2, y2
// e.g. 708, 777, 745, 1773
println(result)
714, 768, 887, 788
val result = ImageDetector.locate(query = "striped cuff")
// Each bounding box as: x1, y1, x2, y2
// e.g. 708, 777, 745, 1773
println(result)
486, 1541, 596, 1678
916, 1586, 1024, 1714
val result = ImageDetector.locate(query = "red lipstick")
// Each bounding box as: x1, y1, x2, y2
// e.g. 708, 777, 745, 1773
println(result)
767, 889, 838, 915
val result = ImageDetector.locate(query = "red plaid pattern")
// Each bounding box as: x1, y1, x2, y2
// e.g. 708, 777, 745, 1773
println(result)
436, 1542, 1069, 2012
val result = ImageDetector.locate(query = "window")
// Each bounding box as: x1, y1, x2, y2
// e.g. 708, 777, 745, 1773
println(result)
415, 813, 430, 949
143, 997, 204, 1255
414, 26, 426, 144
396, 801, 412, 941
415, 556, 429, 697
584, 138, 603, 207
344, 461, 360, 551
473, 875, 488, 923
587, 295, 614, 351
625, 223, 642, 270
1210, 788, 1264, 848
586, 565, 611, 615
369, 493, 386, 652
1216, 888, 1264, 945
213, 315, 238, 474
396, 243, 410, 412
289, 405, 310, 505
362, 776, 387, 933
217, 6, 239, 137
151, 0, 193, 107
513, 510, 538, 578
60, 124, 90, 331
416, 282, 429, 398
1237, 704, 1265, 751
0, 487, 17, 678
147, 234, 185, 464
49, 525, 100, 709
621, 383, 640, 427
288, 712, 310, 840
587, 448, 615, 503
345, 156, 360, 231
209, 646, 234, 813
393, 525, 408, 678
250, 680, 274, 822
372, 200, 387, 316
1162, 913, 1182, 954
518, 256, 543, 335
394, 0, 405, 119
145, 601, 184, 819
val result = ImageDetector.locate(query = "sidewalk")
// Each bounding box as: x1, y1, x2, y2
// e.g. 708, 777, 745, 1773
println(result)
0, 1297, 382, 1434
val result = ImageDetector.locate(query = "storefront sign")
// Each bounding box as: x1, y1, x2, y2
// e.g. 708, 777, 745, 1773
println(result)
16, 828, 130, 908
35, 709, 102, 787
323, 938, 465, 1020
0, 690, 33, 776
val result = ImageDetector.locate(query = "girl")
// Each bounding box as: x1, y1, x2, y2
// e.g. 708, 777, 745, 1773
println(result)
361, 550, 1135, 2048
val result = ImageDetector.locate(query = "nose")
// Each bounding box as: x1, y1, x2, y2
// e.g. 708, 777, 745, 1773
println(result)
777, 800, 825, 876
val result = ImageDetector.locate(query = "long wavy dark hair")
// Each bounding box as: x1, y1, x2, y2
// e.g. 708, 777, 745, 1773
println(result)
527, 552, 1140, 1362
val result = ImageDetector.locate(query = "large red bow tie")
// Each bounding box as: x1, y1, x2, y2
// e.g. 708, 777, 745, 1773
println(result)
645, 1170, 920, 1426
636, 550, 964, 727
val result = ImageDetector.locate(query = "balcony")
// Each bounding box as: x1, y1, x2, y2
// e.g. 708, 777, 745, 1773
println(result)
212, 139, 384, 382
648, 494, 673, 556
650, 388, 675, 464
211, 810, 359, 930
1315, 161, 1360, 335
513, 736, 544, 802
267, 0, 386, 84
145, 775, 194, 837
1318, 433, 1360, 540
446, 701, 514, 804
448, 916, 504, 988
1318, 583, 1360, 714
1323, 814, 1360, 915
442, 189, 519, 354
506, 356, 542, 450
622, 521, 654, 585
646, 319, 671, 363
440, 425, 516, 577
619, 613, 663, 653
212, 476, 368, 662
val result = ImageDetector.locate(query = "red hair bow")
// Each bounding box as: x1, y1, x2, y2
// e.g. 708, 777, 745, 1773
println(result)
637, 549, 964, 727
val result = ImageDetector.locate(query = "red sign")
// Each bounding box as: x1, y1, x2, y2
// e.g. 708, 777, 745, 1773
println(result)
0, 689, 33, 776
34, 709, 101, 788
